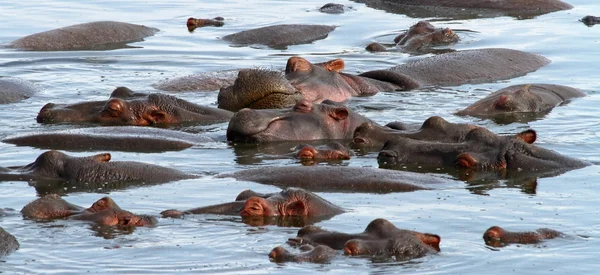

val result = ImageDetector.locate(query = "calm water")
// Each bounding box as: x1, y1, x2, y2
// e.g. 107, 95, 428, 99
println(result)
1, 0, 600, 274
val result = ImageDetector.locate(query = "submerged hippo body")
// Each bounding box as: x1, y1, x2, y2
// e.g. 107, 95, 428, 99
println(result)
352, 0, 572, 19
21, 195, 157, 227
227, 100, 373, 142
219, 49, 549, 110
217, 166, 462, 193
161, 188, 344, 226
269, 245, 337, 263
3, 126, 216, 153
153, 70, 238, 92
288, 218, 440, 261
0, 227, 19, 258
457, 84, 586, 123
0, 77, 40, 104
483, 226, 562, 247
222, 24, 336, 49
367, 21, 459, 54
36, 87, 233, 126
581, 16, 600, 26
378, 127, 590, 177
9, 21, 159, 51
0, 150, 196, 187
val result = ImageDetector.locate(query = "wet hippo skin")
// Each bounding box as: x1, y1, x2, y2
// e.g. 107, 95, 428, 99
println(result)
0, 77, 40, 104
36, 86, 233, 126
217, 166, 462, 193
0, 227, 19, 259
0, 150, 197, 185
268, 245, 337, 263
483, 226, 562, 247
367, 21, 459, 54
456, 84, 586, 124
222, 24, 336, 49
351, 0, 572, 19
9, 21, 159, 51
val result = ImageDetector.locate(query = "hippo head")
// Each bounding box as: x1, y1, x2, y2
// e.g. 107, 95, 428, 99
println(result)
296, 142, 351, 161
457, 85, 547, 117
429, 28, 459, 45
239, 196, 308, 217
93, 209, 157, 227
37, 87, 231, 126
394, 21, 436, 44
227, 99, 371, 142
86, 197, 122, 213
21, 150, 111, 180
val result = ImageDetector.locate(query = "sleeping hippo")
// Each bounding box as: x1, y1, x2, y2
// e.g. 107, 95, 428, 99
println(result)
8, 21, 158, 51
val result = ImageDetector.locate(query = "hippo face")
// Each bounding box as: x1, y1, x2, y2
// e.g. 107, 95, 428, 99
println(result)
37, 87, 232, 126
227, 100, 371, 142
457, 85, 548, 117
21, 150, 111, 180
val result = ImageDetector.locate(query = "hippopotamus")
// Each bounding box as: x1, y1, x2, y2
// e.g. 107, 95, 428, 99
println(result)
456, 84, 586, 124
0, 227, 19, 258
366, 21, 459, 54
287, 218, 439, 261
352, 116, 479, 150
295, 142, 351, 162
351, 0, 572, 19
187, 17, 224, 32
377, 127, 590, 177
8, 21, 158, 51
269, 245, 337, 263
218, 49, 550, 110
0, 150, 196, 187
0, 77, 40, 104
21, 194, 157, 227
3, 126, 217, 153
483, 226, 562, 247
222, 24, 336, 49
217, 166, 463, 193
153, 70, 238, 92
319, 3, 353, 14
36, 86, 233, 126
227, 100, 373, 142
161, 187, 344, 218
581, 15, 600, 26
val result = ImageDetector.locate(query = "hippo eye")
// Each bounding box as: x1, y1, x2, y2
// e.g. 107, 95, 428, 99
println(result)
293, 101, 312, 113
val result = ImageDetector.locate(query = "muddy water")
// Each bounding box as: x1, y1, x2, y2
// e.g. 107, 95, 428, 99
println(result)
1, 0, 599, 274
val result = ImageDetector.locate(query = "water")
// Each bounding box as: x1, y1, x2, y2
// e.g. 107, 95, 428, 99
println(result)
1, 0, 599, 273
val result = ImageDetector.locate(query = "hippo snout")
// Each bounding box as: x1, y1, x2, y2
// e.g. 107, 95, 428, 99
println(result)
377, 150, 399, 165
36, 103, 56, 123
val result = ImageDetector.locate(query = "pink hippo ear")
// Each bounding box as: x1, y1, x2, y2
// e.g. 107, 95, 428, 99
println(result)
493, 95, 511, 110
415, 233, 441, 252
455, 153, 478, 169
147, 110, 168, 125
286, 57, 313, 73
320, 59, 345, 72
102, 98, 126, 117
329, 107, 349, 121
91, 153, 111, 162
285, 200, 307, 216
516, 129, 537, 144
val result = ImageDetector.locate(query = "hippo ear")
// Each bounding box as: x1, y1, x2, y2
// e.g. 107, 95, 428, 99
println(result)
416, 233, 441, 252
148, 110, 168, 125
455, 153, 478, 169
516, 129, 536, 144
286, 57, 312, 74
103, 99, 125, 117
92, 153, 111, 162
494, 95, 511, 110
285, 200, 307, 216
321, 59, 345, 72
329, 107, 349, 121
442, 28, 454, 37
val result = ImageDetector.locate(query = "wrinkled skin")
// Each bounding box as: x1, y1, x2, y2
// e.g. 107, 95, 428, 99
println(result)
217, 166, 463, 193
218, 49, 549, 110
0, 227, 19, 259
153, 69, 238, 92
352, 116, 478, 150
295, 142, 351, 162
21, 195, 157, 227
161, 188, 344, 220
37, 86, 233, 126
378, 127, 590, 177
319, 3, 353, 14
456, 84, 586, 124
269, 245, 337, 263
227, 100, 373, 142
288, 218, 440, 261
483, 226, 562, 247
3, 126, 216, 153
367, 21, 459, 53
9, 21, 158, 51
222, 24, 336, 49
0, 77, 40, 104
187, 17, 224, 32
581, 16, 600, 26
351, 0, 572, 20
0, 150, 197, 185
344, 232, 439, 261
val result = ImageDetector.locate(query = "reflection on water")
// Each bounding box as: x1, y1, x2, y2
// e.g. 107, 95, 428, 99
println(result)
0, 0, 599, 274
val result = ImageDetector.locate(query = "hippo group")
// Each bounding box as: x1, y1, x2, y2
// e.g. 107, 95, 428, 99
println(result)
0, 0, 593, 270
